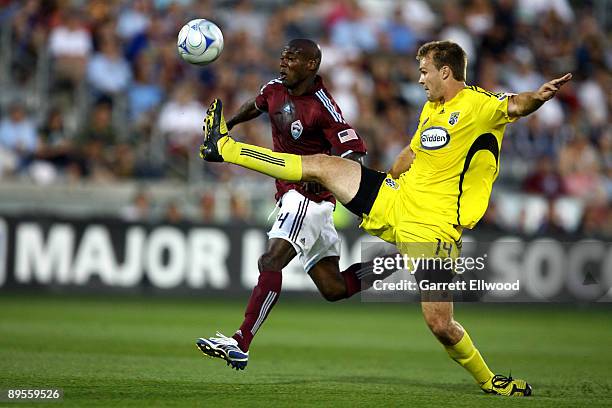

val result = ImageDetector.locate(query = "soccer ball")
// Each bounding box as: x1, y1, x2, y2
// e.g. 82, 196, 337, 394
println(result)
177, 19, 224, 65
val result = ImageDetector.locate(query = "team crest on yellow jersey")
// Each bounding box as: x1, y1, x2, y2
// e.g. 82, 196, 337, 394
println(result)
448, 111, 460, 126
385, 178, 399, 190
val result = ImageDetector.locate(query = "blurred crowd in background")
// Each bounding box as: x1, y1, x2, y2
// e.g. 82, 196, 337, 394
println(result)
0, 0, 610, 236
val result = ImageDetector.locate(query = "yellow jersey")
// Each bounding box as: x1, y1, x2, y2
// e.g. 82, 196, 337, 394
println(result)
398, 86, 517, 229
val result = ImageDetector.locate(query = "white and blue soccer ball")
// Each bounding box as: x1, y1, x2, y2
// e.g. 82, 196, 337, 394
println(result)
177, 19, 224, 65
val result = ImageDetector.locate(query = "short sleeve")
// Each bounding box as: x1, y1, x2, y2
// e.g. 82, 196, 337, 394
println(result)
484, 92, 518, 127
323, 121, 366, 157
316, 89, 366, 156
255, 80, 279, 112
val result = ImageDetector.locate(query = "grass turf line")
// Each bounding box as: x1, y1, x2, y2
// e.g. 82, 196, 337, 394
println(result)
0, 294, 611, 407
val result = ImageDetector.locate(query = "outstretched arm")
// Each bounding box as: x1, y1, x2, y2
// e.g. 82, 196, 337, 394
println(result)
226, 98, 263, 131
389, 146, 414, 179
507, 73, 572, 118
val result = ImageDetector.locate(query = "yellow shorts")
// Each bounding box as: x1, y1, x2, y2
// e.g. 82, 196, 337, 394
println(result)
360, 175, 462, 260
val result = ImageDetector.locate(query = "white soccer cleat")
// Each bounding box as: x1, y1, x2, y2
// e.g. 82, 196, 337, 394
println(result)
196, 331, 249, 370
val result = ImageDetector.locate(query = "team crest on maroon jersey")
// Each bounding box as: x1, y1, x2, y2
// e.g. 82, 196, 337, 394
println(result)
291, 120, 303, 139
280, 101, 296, 124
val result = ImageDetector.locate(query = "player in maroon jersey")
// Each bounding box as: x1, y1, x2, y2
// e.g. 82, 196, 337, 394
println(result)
196, 39, 376, 370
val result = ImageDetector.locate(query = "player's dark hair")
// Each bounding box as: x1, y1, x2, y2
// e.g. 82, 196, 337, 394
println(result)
416, 41, 467, 81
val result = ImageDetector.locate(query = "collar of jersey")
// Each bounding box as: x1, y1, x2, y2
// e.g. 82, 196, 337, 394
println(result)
433, 86, 468, 113
294, 75, 324, 96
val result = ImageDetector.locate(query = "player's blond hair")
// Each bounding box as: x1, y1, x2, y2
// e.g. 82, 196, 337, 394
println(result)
417, 41, 467, 82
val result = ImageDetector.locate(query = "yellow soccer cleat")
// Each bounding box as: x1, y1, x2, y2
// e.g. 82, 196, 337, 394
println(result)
200, 98, 229, 162
482, 374, 532, 396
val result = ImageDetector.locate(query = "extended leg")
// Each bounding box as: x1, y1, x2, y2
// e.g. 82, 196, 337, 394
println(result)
201, 98, 362, 204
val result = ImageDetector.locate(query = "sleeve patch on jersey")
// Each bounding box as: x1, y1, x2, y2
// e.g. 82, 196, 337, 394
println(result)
496, 92, 516, 101
338, 129, 358, 143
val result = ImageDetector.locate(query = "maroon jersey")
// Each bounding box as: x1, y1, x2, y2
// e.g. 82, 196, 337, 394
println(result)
255, 75, 366, 203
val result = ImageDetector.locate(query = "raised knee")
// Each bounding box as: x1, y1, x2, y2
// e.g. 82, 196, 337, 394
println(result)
258, 252, 284, 272
310, 153, 328, 164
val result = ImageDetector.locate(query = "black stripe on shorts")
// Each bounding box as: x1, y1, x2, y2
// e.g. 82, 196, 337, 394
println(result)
344, 166, 387, 217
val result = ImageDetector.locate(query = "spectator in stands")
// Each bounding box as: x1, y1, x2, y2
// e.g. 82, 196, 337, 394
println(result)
577, 67, 608, 128
575, 15, 607, 76
229, 193, 251, 223
558, 132, 606, 203
116, 0, 152, 41
0, 103, 38, 171
128, 53, 164, 124
163, 200, 184, 223
479, 0, 515, 58
121, 189, 152, 222
399, 0, 437, 36
517, 0, 574, 25
505, 48, 543, 92
10, 0, 49, 85
48, 8, 92, 93
87, 38, 132, 100
0, 0, 608, 237
381, 6, 417, 54
439, 1, 476, 64
522, 155, 565, 199
157, 81, 204, 154
222, 0, 268, 41
330, 0, 379, 52
156, 38, 187, 93
76, 101, 118, 180
112, 143, 136, 179
198, 192, 216, 223
535, 200, 566, 235
36, 107, 84, 180
465, 0, 495, 37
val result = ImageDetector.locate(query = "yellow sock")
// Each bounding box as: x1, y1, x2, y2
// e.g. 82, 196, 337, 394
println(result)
445, 331, 494, 387
219, 137, 303, 181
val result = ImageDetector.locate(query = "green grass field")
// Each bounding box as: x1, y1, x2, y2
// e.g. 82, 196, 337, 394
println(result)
1, 294, 611, 407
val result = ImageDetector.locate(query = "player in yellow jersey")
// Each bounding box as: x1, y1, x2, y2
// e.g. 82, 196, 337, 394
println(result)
200, 40, 572, 396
